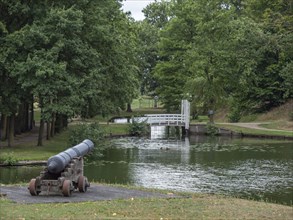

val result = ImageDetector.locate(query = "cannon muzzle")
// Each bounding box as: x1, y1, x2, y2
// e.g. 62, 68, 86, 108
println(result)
47, 139, 94, 174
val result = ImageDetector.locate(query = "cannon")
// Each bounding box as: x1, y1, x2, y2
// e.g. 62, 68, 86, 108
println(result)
28, 139, 94, 197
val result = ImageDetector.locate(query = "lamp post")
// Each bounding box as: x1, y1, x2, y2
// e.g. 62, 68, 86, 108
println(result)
208, 110, 214, 123
154, 96, 158, 108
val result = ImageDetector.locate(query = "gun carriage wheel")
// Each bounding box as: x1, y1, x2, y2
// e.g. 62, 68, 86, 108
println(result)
62, 180, 72, 197
28, 179, 40, 196
78, 175, 87, 192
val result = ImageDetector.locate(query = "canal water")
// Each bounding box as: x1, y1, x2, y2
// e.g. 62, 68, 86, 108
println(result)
0, 126, 292, 205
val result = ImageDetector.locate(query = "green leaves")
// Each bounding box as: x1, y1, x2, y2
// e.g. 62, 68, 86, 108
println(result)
0, 0, 141, 123
150, 0, 292, 116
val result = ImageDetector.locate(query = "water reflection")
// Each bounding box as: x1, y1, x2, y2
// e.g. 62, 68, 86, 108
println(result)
0, 166, 44, 184
0, 126, 292, 205
92, 127, 293, 205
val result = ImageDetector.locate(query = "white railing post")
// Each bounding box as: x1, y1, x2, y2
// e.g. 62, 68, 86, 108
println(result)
183, 100, 190, 130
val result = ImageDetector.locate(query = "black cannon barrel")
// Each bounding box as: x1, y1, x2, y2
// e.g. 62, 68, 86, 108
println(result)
47, 139, 94, 174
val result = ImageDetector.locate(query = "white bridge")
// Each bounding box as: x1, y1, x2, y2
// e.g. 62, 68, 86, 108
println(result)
139, 100, 190, 130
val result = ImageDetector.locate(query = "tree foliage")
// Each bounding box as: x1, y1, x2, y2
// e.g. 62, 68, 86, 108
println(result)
146, 0, 292, 118
0, 0, 140, 146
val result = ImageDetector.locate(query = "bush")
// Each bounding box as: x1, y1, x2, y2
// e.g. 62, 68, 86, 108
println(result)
1, 153, 19, 165
128, 119, 149, 136
228, 108, 241, 122
69, 123, 105, 159
206, 123, 219, 136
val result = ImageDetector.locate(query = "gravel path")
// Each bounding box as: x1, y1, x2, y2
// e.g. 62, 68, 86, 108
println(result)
0, 184, 179, 204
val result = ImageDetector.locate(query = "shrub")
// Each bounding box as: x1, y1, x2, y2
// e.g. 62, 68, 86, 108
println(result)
128, 119, 149, 136
2, 153, 19, 165
206, 123, 219, 136
228, 108, 241, 122
69, 123, 105, 160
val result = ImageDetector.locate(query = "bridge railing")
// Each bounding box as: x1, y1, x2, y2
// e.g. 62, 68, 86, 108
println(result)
144, 114, 185, 125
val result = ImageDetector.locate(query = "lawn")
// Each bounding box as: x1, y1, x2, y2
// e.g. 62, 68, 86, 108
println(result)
216, 123, 293, 137
0, 129, 71, 162
0, 189, 292, 220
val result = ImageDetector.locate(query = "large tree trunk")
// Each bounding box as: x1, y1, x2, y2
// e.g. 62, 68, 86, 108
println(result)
51, 113, 56, 137
38, 119, 45, 146
7, 115, 15, 147
55, 114, 63, 133
126, 103, 132, 112
30, 97, 34, 129
14, 104, 22, 135
1, 114, 7, 141
46, 121, 51, 140
63, 115, 68, 128
24, 102, 29, 132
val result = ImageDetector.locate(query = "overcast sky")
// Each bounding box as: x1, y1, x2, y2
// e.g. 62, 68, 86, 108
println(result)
121, 0, 158, 21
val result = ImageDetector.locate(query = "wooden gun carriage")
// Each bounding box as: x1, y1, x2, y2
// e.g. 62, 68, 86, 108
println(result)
28, 139, 94, 197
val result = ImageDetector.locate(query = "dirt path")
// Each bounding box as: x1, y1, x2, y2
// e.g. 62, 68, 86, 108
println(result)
0, 184, 179, 204
1, 124, 47, 147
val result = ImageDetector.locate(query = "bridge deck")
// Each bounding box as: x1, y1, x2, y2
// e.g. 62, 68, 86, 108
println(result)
149, 122, 185, 127
132, 100, 190, 130
143, 114, 188, 129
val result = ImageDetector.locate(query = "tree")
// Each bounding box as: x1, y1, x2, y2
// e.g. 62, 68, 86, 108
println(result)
153, 0, 292, 118
230, 0, 293, 114
134, 1, 172, 98
0, 0, 45, 146
0, 0, 140, 146
154, 0, 234, 112
136, 21, 160, 96
143, 0, 171, 28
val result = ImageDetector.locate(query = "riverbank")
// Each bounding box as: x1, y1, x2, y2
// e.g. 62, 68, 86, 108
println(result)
0, 183, 292, 219
1, 120, 292, 164
189, 123, 293, 139
216, 123, 293, 139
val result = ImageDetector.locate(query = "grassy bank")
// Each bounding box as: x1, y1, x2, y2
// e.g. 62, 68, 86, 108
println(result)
216, 123, 293, 138
1, 97, 292, 161
0, 129, 71, 162
0, 187, 292, 220
0, 123, 129, 163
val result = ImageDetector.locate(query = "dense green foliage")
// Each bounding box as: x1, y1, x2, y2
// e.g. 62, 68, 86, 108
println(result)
69, 123, 105, 159
0, 0, 139, 146
206, 123, 219, 136
128, 119, 150, 136
141, 0, 292, 119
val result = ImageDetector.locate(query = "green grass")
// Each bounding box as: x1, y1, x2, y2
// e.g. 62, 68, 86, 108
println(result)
259, 121, 293, 131
100, 123, 129, 136
216, 124, 293, 137
0, 129, 71, 162
239, 114, 259, 122
132, 96, 163, 109
190, 115, 210, 123
0, 123, 130, 162
0, 189, 292, 220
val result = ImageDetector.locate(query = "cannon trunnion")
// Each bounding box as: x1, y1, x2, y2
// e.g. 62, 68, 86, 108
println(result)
28, 139, 94, 197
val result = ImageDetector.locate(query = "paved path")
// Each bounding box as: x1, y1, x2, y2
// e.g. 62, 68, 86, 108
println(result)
0, 184, 179, 204
218, 122, 292, 132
